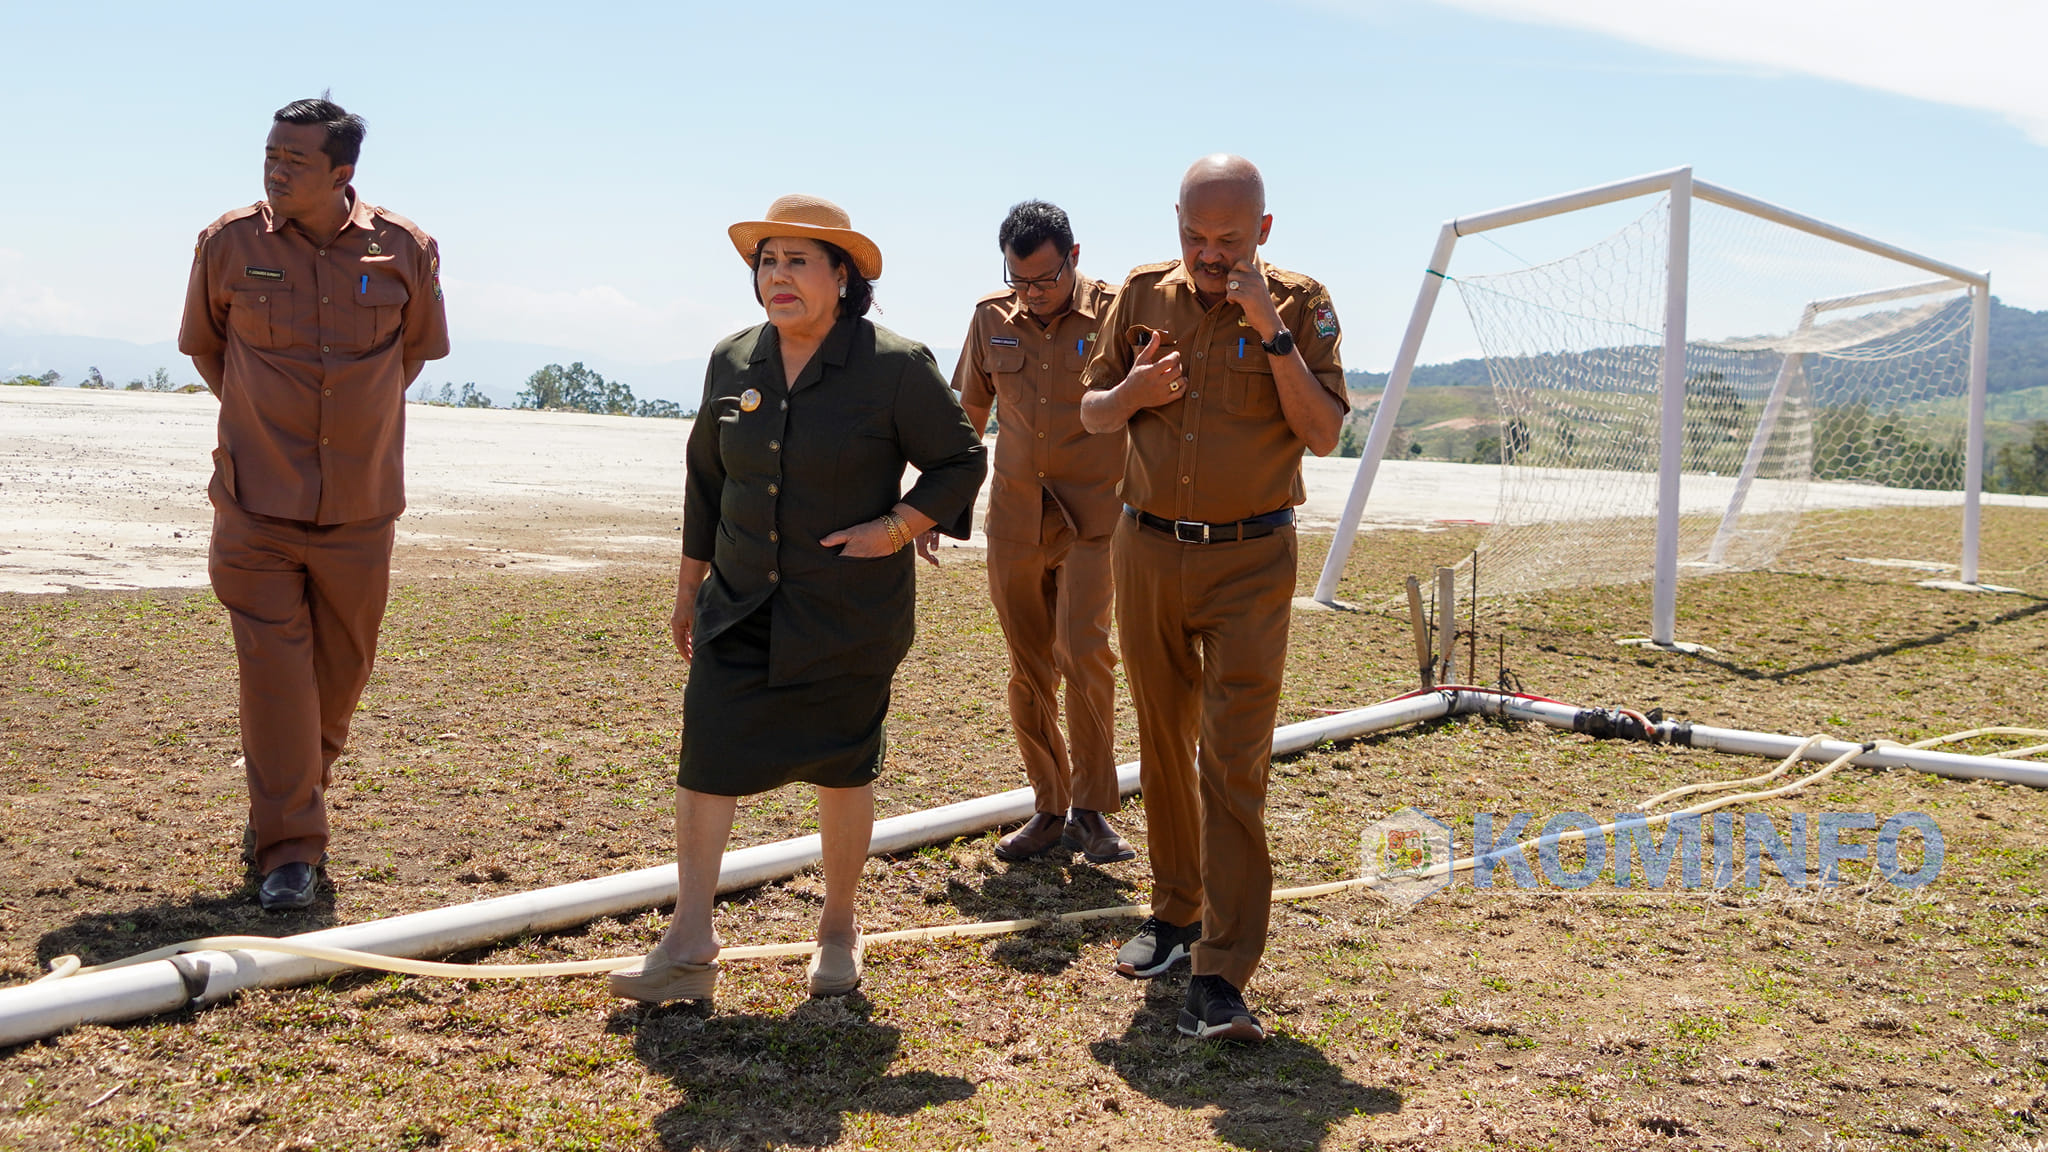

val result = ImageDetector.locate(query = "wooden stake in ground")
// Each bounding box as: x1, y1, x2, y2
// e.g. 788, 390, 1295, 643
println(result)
1405, 575, 1432, 690
1468, 549, 1479, 687
1435, 566, 1457, 684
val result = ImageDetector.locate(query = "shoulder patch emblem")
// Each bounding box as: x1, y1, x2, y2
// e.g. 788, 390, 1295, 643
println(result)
989, 336, 1020, 347
1314, 301, 1339, 339
244, 267, 285, 281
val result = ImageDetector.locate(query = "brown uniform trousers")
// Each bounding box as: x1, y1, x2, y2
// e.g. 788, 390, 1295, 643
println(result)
180, 189, 449, 873
1113, 518, 1295, 988
1085, 259, 1345, 990
209, 504, 395, 870
986, 496, 1119, 814
955, 277, 1124, 816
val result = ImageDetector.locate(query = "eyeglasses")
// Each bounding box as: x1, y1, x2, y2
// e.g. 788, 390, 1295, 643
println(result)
1003, 255, 1070, 292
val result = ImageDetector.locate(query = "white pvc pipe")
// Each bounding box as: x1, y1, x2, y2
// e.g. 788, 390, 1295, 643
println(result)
1712, 277, 1970, 566
1450, 167, 1690, 237
1314, 223, 1460, 605
1693, 181, 1988, 287
0, 694, 1457, 1048
1652, 170, 1693, 647
1806, 278, 1969, 315
1964, 284, 1991, 583
1464, 693, 2048, 788
1708, 345, 1802, 565
1313, 172, 1989, 611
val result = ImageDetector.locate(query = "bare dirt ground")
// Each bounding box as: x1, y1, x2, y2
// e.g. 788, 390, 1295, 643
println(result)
4, 511, 2047, 1151
3, 392, 2047, 1150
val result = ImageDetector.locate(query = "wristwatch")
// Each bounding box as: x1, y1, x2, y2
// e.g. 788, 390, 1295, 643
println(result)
1261, 329, 1294, 356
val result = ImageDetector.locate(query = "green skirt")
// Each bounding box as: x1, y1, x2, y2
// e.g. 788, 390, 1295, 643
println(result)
677, 599, 890, 795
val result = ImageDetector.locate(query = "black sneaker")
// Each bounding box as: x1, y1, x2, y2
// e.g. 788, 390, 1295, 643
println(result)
1178, 974, 1266, 1042
1114, 916, 1200, 979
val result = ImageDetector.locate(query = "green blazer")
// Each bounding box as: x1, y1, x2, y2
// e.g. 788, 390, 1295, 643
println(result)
685, 316, 988, 685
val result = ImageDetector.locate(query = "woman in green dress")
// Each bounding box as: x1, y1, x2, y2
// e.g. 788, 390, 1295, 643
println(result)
610, 195, 986, 1004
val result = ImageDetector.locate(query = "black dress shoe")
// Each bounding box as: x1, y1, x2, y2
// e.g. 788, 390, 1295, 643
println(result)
994, 812, 1071, 862
1062, 809, 1136, 864
258, 862, 319, 911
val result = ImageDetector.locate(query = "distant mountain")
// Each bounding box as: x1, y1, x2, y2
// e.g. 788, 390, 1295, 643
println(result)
0, 329, 192, 391
0, 327, 968, 411
1990, 298, 2048, 394
0, 327, 705, 408
12, 296, 2040, 408
1344, 298, 2048, 397
1344, 358, 1492, 392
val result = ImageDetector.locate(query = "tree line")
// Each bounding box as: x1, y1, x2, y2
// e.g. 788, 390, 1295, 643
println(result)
2, 367, 200, 391
415, 362, 685, 419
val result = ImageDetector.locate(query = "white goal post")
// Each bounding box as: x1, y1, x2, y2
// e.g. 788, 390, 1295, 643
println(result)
1313, 167, 1992, 648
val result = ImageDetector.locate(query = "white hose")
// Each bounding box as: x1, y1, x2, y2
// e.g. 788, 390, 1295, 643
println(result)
41, 722, 2037, 985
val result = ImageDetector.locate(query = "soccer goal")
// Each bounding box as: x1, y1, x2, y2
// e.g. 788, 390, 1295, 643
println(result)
1314, 167, 1994, 649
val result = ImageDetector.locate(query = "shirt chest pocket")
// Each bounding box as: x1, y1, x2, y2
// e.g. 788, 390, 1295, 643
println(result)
229, 286, 292, 350
714, 397, 775, 475
1225, 344, 1281, 417
987, 348, 1029, 387
355, 279, 409, 350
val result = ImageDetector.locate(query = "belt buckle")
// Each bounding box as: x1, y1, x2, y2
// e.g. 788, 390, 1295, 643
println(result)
1173, 519, 1209, 544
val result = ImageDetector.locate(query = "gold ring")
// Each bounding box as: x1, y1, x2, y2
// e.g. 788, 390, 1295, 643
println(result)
1169, 381, 1181, 391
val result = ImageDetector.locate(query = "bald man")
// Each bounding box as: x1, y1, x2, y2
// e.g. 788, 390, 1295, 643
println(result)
1080, 155, 1346, 1042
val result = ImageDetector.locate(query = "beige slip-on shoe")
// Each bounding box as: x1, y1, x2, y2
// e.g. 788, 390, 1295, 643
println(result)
807, 932, 864, 997
608, 942, 718, 1004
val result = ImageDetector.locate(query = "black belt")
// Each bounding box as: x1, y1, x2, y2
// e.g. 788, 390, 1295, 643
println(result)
1124, 505, 1294, 544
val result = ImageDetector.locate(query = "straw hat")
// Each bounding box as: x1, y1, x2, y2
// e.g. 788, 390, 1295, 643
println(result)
728, 194, 883, 280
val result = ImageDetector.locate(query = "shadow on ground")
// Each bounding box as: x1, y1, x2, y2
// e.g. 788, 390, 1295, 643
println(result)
618, 996, 974, 1151
1089, 979, 1403, 1151
939, 857, 1143, 974
1687, 592, 2048, 682
34, 879, 338, 972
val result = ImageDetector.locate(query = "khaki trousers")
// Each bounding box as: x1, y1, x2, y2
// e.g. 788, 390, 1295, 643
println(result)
209, 502, 395, 873
985, 497, 1119, 815
1112, 514, 1295, 990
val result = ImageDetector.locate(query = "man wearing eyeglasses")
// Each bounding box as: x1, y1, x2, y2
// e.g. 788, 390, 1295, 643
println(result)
952, 200, 1133, 866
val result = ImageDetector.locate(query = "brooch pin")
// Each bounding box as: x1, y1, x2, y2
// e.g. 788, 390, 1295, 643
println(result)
739, 388, 761, 412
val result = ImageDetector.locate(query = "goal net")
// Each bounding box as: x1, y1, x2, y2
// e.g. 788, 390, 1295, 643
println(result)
1452, 193, 1979, 601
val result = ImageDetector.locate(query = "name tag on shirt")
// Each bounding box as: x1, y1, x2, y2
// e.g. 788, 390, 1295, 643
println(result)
244, 267, 285, 280
989, 336, 1019, 347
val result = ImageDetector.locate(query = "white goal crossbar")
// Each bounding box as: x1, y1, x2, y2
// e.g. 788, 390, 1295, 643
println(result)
1313, 167, 1992, 647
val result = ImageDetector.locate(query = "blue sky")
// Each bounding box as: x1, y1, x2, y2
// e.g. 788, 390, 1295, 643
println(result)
2, 0, 2043, 397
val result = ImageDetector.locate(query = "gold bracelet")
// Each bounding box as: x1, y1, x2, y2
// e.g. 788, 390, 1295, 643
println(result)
881, 512, 906, 553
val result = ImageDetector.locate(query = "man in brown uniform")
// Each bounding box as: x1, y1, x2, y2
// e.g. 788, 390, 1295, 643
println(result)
952, 201, 1132, 865
179, 97, 449, 910
1080, 155, 1345, 1041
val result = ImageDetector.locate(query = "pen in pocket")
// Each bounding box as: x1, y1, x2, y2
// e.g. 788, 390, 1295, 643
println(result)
359, 275, 368, 294
1075, 338, 1084, 358
1237, 337, 1246, 358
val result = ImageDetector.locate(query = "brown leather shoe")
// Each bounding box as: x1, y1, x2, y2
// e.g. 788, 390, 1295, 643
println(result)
1062, 809, 1136, 864
995, 812, 1071, 862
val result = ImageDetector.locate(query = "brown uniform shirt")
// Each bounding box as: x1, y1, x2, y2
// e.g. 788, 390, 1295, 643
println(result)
179, 188, 450, 525
1082, 260, 1346, 523
952, 275, 1123, 543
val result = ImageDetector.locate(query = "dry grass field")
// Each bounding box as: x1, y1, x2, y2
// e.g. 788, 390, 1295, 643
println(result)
3, 512, 2047, 1151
